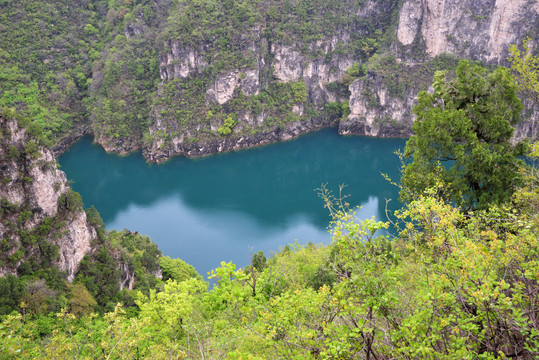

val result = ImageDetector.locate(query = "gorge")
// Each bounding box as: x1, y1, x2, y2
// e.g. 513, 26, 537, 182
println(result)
58, 129, 406, 276
1, 0, 539, 357
1, 0, 537, 297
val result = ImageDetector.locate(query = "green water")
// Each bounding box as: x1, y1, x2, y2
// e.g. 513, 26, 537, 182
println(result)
58, 128, 406, 276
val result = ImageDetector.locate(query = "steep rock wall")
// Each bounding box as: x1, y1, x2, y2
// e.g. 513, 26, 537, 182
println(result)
343, 0, 539, 139
395, 0, 538, 63
145, 37, 355, 162
0, 113, 96, 281
339, 71, 417, 137
135, 0, 402, 162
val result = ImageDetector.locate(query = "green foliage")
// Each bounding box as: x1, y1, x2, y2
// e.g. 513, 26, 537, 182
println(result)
508, 37, 539, 106
0, 275, 25, 315
85, 206, 105, 239
401, 60, 527, 211
83, 23, 98, 36
218, 114, 237, 136
67, 283, 97, 317
20, 279, 59, 316
75, 247, 122, 310
135, 278, 208, 351
251, 251, 266, 273
159, 256, 202, 283
57, 188, 83, 213
0, 0, 102, 145
290, 81, 308, 103
3, 185, 539, 358
340, 62, 366, 86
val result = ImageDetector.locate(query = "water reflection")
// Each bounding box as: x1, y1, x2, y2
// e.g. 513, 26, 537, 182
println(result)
108, 195, 330, 275
58, 129, 406, 275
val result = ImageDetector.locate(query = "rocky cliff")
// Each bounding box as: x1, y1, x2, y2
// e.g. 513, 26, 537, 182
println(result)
143, 36, 355, 161
135, 0, 538, 162
395, 0, 538, 63
0, 109, 96, 282
134, 0, 398, 162
0, 0, 536, 163
342, 0, 538, 139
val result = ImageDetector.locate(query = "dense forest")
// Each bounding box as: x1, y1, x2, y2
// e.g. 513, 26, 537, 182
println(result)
1, 0, 536, 161
0, 0, 396, 154
1, 50, 539, 358
2, 0, 539, 358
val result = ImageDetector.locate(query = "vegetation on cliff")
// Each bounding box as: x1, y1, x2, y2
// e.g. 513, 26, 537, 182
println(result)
1, 56, 539, 358
0, 106, 199, 320
0, 0, 538, 356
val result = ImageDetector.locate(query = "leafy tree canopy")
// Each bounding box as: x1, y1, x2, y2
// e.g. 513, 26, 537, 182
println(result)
401, 60, 527, 211
508, 37, 539, 106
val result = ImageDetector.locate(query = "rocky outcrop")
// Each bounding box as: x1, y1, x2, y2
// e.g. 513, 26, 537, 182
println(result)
0, 112, 96, 281
145, 34, 355, 162
118, 262, 136, 291
339, 71, 417, 138
160, 41, 209, 80
395, 0, 539, 64
207, 72, 241, 105
93, 133, 141, 155
515, 103, 539, 141
339, 0, 539, 139
271, 40, 354, 106
143, 116, 335, 163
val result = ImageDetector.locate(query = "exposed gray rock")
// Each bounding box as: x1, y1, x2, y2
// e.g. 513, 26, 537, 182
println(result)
240, 69, 260, 96
395, 0, 539, 64
160, 41, 209, 80
207, 72, 239, 105
0, 116, 96, 281
340, 72, 416, 138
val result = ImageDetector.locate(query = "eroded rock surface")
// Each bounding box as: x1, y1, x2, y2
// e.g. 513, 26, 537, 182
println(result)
0, 114, 96, 281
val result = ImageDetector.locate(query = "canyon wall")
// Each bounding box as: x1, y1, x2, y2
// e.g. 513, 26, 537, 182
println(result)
133, 0, 539, 162
343, 0, 539, 141
0, 112, 96, 281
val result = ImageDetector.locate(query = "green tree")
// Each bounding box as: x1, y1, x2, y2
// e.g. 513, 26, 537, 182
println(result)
158, 256, 202, 282
217, 114, 237, 136
401, 60, 526, 211
508, 37, 539, 106
68, 283, 97, 317
251, 250, 266, 272
0, 275, 25, 315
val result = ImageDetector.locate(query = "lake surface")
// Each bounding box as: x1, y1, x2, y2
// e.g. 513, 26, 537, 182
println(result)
58, 128, 407, 277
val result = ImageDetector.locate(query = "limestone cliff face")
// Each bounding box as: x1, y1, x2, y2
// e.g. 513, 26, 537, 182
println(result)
138, 0, 405, 162
343, 0, 539, 139
271, 39, 354, 106
395, 0, 539, 63
160, 41, 210, 81
84, 0, 538, 161
145, 35, 355, 162
340, 71, 417, 137
0, 114, 96, 281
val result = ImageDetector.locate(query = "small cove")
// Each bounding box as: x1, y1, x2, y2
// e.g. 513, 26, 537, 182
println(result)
58, 128, 407, 277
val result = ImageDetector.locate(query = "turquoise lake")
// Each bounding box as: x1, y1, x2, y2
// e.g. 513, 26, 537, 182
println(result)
58, 128, 407, 277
